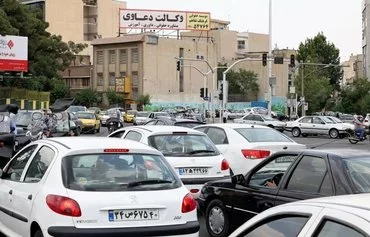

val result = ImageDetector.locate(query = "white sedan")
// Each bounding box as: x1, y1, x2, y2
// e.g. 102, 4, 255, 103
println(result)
0, 137, 199, 237
107, 126, 230, 198
285, 115, 349, 138
193, 124, 306, 175
234, 114, 286, 132
230, 193, 370, 237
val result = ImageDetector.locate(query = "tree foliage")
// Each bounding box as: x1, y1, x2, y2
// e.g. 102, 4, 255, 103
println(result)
336, 79, 370, 115
136, 94, 151, 110
106, 90, 125, 107
0, 0, 87, 91
50, 78, 69, 103
75, 89, 98, 107
297, 32, 342, 89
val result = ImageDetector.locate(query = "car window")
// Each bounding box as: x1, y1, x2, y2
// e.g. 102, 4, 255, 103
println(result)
299, 117, 313, 123
319, 172, 333, 195
148, 134, 219, 156
205, 127, 228, 145
3, 145, 38, 181
240, 215, 309, 237
156, 120, 166, 125
194, 127, 207, 133
343, 157, 370, 192
244, 114, 254, 120
62, 153, 181, 191
235, 128, 293, 143
313, 117, 324, 124
314, 219, 365, 237
254, 115, 264, 122
145, 120, 157, 125
124, 131, 142, 142
108, 130, 126, 138
287, 156, 327, 193
249, 155, 298, 188
24, 146, 55, 182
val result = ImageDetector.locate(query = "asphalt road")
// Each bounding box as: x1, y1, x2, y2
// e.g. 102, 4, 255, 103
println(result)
1, 124, 369, 237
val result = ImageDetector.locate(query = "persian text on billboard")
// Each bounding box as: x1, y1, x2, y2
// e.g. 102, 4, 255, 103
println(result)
115, 77, 125, 92
0, 35, 28, 72
119, 9, 210, 31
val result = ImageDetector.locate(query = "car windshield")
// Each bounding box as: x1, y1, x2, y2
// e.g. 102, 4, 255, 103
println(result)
67, 106, 85, 113
321, 117, 334, 124
62, 153, 180, 191
15, 112, 34, 127
343, 158, 370, 193
235, 128, 293, 143
148, 134, 219, 156
331, 117, 343, 123
127, 111, 136, 115
77, 113, 95, 119
136, 112, 148, 117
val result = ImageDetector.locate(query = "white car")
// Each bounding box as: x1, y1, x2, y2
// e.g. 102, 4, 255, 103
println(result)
325, 116, 355, 130
133, 111, 149, 125
230, 193, 370, 237
0, 137, 199, 237
193, 124, 306, 175
285, 115, 349, 138
234, 114, 286, 132
107, 126, 230, 198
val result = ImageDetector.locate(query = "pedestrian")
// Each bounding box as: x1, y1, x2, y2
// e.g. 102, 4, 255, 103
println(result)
223, 109, 229, 123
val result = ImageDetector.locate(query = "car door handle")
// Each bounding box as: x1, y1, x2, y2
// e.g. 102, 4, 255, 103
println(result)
8, 190, 12, 195
27, 194, 32, 200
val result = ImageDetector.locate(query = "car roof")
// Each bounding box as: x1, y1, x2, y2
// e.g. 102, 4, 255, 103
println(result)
293, 193, 370, 211
42, 137, 159, 153
194, 123, 267, 129
126, 125, 206, 134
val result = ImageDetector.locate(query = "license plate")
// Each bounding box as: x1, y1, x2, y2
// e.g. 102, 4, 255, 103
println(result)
108, 209, 159, 221
179, 167, 209, 175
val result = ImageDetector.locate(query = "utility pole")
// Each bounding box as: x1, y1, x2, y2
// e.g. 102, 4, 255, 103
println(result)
267, 0, 273, 117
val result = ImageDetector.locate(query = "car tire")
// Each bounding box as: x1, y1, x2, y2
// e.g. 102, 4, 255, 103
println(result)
206, 199, 230, 237
33, 229, 43, 237
292, 127, 301, 137
329, 129, 339, 139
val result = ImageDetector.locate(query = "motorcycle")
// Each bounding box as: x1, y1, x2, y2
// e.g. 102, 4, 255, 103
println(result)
346, 128, 370, 144
106, 117, 123, 133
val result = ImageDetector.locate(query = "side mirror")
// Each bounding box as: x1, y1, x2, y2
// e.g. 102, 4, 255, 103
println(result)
231, 174, 245, 185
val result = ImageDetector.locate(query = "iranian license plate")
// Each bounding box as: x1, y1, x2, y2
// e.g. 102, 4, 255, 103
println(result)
108, 209, 159, 221
179, 167, 209, 175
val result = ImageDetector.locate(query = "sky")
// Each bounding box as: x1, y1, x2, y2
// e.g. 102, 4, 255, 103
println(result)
122, 0, 363, 62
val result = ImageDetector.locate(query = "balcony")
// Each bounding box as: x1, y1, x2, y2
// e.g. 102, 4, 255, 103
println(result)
82, 0, 97, 7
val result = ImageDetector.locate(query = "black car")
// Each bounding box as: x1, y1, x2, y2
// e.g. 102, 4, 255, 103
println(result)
198, 149, 370, 237
144, 116, 205, 128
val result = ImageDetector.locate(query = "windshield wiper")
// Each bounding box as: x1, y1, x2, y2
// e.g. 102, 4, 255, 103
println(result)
127, 179, 173, 187
188, 150, 215, 154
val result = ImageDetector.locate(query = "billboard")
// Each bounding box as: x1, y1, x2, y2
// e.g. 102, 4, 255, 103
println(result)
119, 9, 210, 31
0, 35, 28, 72
115, 77, 125, 92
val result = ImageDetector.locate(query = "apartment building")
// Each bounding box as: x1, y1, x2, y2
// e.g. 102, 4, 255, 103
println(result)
362, 0, 370, 79
342, 54, 364, 85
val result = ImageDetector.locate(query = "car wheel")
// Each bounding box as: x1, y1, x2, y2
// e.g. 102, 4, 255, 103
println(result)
206, 199, 230, 237
329, 129, 339, 139
292, 127, 301, 137
33, 229, 44, 237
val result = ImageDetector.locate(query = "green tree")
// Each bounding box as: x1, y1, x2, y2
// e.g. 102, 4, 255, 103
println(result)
297, 32, 342, 89
50, 78, 69, 103
106, 89, 125, 107
136, 94, 151, 111
0, 0, 87, 85
75, 89, 98, 107
337, 79, 370, 114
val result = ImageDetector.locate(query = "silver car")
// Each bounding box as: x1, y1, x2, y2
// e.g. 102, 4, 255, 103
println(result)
234, 114, 286, 132
133, 111, 149, 125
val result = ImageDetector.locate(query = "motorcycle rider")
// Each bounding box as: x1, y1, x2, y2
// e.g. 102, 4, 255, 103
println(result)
354, 115, 366, 140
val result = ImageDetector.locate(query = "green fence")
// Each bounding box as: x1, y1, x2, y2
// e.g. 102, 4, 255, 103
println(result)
0, 87, 50, 110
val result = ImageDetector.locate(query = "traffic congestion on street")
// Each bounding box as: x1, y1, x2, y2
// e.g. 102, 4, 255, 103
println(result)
0, 105, 370, 237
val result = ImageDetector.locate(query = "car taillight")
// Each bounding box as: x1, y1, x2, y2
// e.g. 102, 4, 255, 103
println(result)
181, 193, 197, 213
221, 159, 229, 170
241, 149, 270, 159
46, 194, 81, 217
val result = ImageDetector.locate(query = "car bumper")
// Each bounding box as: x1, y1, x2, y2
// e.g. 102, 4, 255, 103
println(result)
48, 221, 199, 237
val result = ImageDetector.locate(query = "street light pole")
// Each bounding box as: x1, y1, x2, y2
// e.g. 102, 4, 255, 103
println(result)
267, 0, 273, 117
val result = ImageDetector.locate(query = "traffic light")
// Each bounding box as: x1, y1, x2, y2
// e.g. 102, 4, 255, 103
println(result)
219, 83, 223, 100
290, 55, 295, 67
262, 53, 267, 66
200, 88, 204, 98
176, 60, 181, 71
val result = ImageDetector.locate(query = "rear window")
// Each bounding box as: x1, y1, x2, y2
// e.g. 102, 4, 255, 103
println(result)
62, 153, 181, 191
235, 128, 293, 143
343, 157, 370, 192
148, 134, 219, 157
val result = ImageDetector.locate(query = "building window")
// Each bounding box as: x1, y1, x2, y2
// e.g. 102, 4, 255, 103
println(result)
97, 73, 103, 86
179, 48, 184, 92
132, 88, 138, 100
132, 71, 139, 87
109, 73, 115, 86
82, 79, 89, 87
238, 40, 246, 50
120, 71, 126, 78
97, 51, 104, 65
109, 50, 116, 64
119, 49, 128, 64
131, 48, 139, 63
